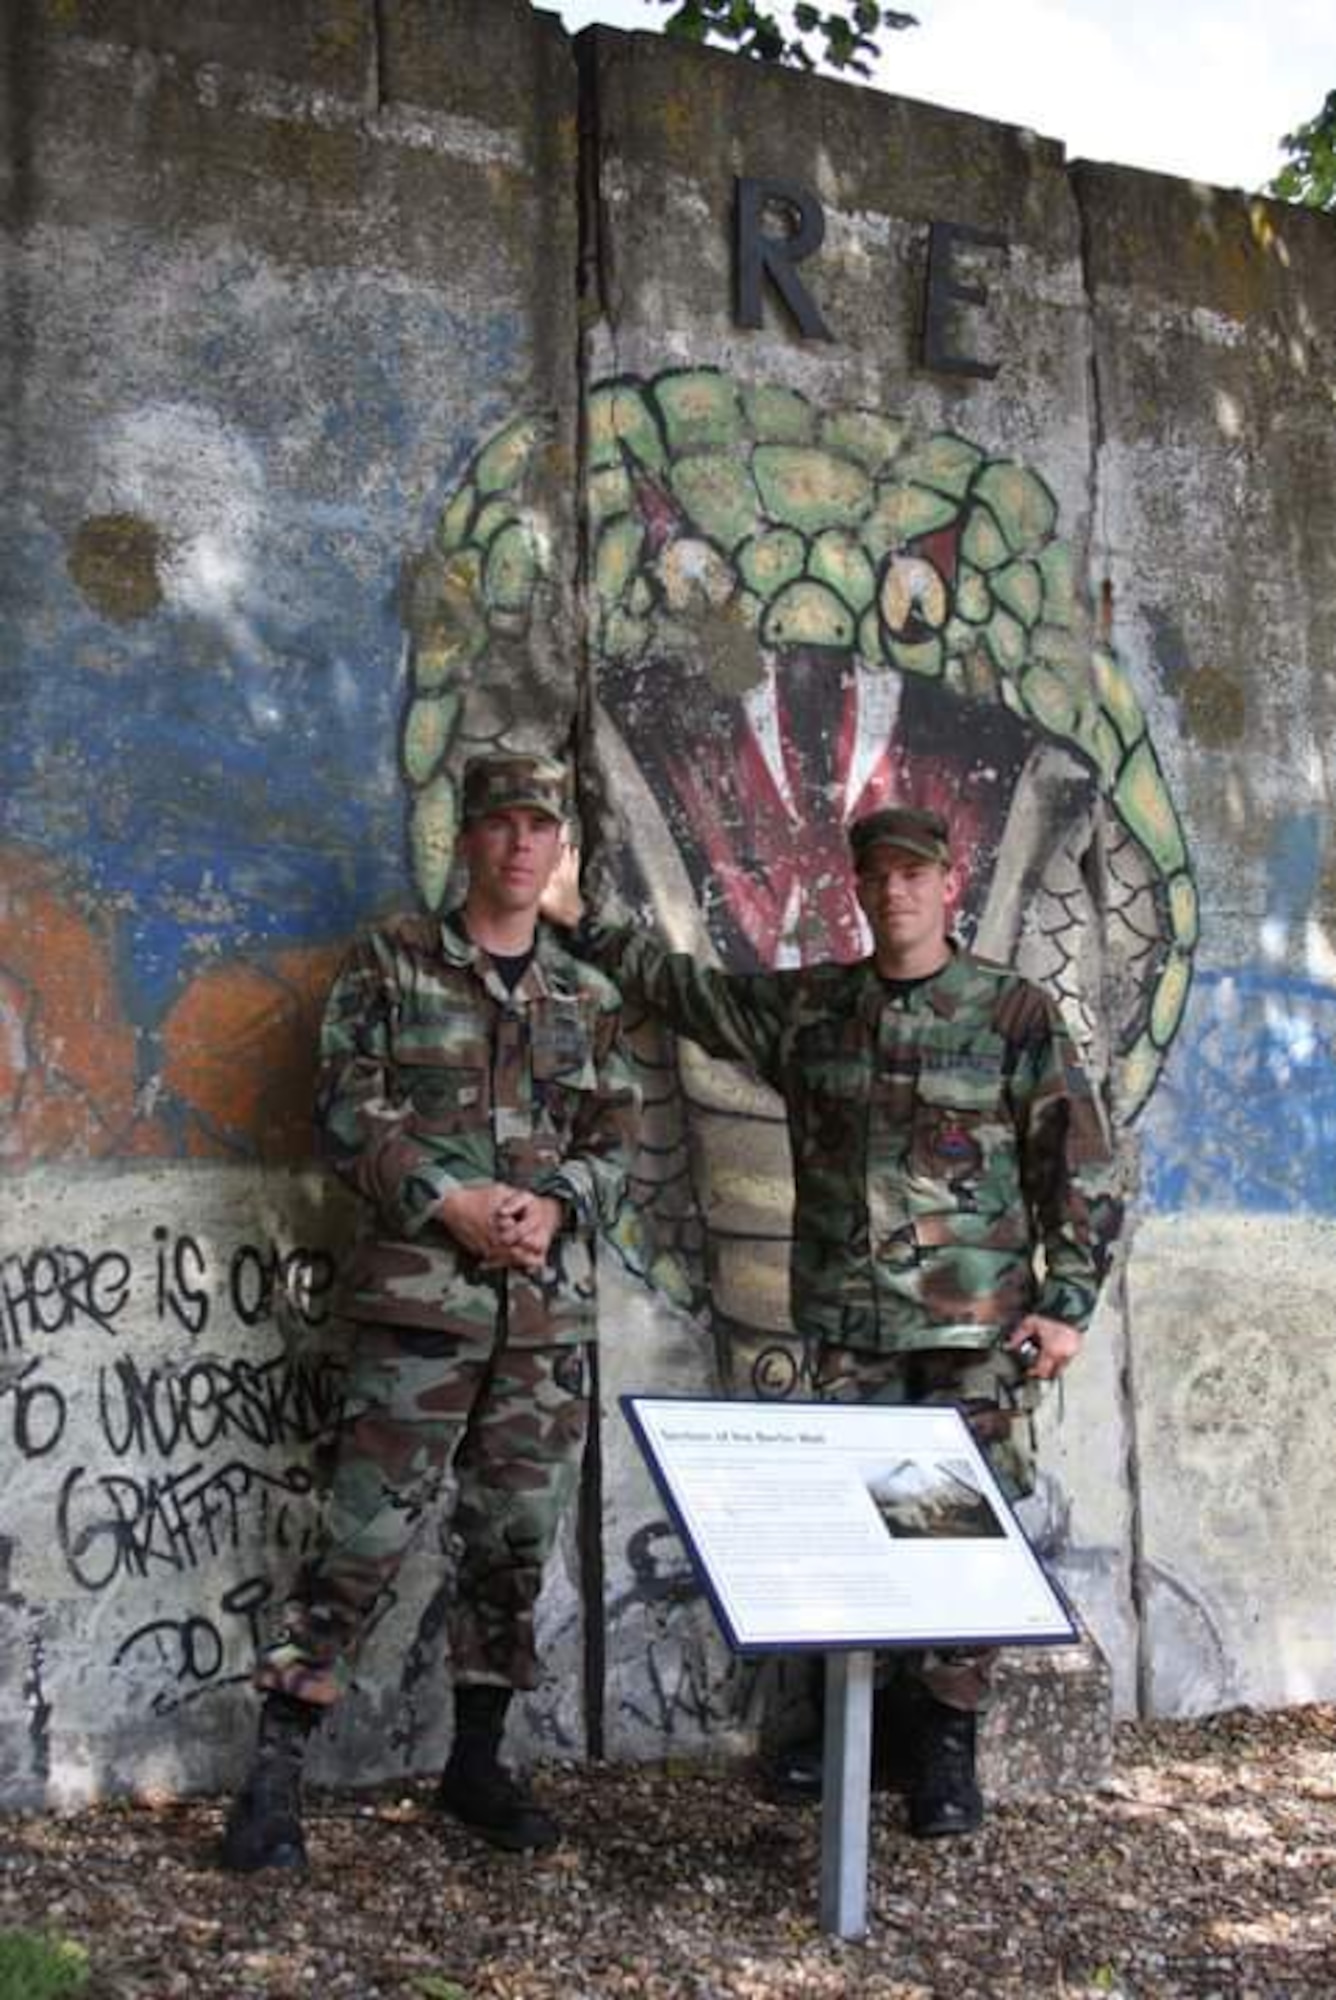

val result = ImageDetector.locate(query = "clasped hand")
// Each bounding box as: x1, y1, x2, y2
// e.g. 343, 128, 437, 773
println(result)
435, 1184, 564, 1275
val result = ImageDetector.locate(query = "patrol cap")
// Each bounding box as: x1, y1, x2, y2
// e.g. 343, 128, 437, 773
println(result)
849, 805, 951, 870
461, 751, 570, 826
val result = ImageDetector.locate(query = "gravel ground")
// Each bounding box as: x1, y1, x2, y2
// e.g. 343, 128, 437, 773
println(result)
2, 1706, 1334, 1999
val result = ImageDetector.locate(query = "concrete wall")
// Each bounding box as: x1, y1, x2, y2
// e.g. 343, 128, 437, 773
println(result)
1, 0, 583, 1806
2, 0, 1333, 1807
1079, 166, 1336, 1714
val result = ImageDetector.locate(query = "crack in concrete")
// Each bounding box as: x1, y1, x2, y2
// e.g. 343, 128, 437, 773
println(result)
1071, 163, 1153, 1722
369, 0, 386, 116
573, 27, 609, 1765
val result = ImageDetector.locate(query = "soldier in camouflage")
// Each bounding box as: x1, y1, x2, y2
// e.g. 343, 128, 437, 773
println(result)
221, 753, 639, 1872
554, 803, 1121, 1837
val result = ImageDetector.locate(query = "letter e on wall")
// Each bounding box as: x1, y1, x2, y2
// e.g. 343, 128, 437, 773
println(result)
922, 220, 1008, 378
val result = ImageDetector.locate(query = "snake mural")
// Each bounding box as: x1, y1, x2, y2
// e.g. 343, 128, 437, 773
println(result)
400, 366, 1197, 1388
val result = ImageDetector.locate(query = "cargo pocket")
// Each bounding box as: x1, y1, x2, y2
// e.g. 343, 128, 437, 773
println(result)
910, 1073, 1007, 1191
396, 1042, 490, 1134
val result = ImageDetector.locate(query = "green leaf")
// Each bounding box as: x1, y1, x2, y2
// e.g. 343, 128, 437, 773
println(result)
411, 1977, 470, 2000
0, 1931, 90, 2000
661, 1, 709, 43
1266, 86, 1336, 210
658, 0, 917, 71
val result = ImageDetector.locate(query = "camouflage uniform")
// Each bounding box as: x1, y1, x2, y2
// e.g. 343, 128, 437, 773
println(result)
574, 917, 1121, 1708
258, 912, 638, 1703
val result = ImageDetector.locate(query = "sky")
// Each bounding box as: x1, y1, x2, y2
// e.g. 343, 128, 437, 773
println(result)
550, 0, 1333, 194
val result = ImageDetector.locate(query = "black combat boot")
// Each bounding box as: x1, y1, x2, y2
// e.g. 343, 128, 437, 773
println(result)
769, 1729, 823, 1801
435, 1684, 559, 1853
769, 1676, 915, 1802
766, 1655, 824, 1802
909, 1695, 983, 1838
220, 1693, 317, 1872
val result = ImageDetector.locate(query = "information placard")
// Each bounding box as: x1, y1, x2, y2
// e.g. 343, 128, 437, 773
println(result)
623, 1395, 1075, 1654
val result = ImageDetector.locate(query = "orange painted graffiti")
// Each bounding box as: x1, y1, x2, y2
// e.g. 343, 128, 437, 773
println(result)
0, 845, 342, 1167
160, 944, 343, 1160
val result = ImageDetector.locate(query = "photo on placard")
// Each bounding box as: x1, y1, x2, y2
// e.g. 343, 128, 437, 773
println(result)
865, 1455, 1008, 1541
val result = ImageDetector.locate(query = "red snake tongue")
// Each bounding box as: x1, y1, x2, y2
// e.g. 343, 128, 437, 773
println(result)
668, 664, 869, 965
667, 655, 993, 971
670, 731, 865, 966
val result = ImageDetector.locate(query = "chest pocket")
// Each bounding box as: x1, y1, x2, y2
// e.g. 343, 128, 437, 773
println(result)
531, 1002, 598, 1128
911, 1063, 1011, 1193
396, 1035, 490, 1134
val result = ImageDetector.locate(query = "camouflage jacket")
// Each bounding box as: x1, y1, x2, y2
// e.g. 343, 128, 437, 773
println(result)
578, 927, 1122, 1353
319, 914, 639, 1346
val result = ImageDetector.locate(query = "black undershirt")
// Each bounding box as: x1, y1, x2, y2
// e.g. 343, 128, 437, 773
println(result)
455, 916, 534, 993
486, 945, 535, 992
879, 972, 935, 1002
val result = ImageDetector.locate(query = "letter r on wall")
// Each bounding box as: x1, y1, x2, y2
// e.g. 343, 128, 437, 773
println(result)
735, 177, 834, 341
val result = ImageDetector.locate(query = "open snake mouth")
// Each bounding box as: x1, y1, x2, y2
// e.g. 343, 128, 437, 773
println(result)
596, 480, 1081, 972
603, 644, 1057, 969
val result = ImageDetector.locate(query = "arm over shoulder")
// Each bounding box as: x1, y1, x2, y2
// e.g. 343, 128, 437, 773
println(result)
572, 918, 789, 1086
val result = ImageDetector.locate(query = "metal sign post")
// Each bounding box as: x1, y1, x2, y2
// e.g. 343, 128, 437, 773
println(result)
622, 1397, 1077, 1942
819, 1649, 875, 1940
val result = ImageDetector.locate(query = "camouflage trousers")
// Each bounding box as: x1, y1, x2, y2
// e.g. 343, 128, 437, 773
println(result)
255, 1320, 588, 1706
813, 1342, 1040, 1714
